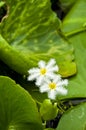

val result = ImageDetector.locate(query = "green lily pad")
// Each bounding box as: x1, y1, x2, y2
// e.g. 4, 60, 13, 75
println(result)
0, 0, 76, 77
66, 32, 86, 98
0, 76, 43, 130
59, 0, 86, 99
62, 0, 86, 35
56, 103, 86, 130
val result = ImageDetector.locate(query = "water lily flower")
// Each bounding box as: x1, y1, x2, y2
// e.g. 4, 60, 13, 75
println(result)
39, 75, 68, 100
27, 59, 59, 86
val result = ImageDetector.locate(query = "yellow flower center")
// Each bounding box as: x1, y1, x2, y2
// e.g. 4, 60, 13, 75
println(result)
40, 68, 47, 75
49, 82, 56, 89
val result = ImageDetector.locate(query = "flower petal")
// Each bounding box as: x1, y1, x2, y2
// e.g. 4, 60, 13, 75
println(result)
48, 65, 59, 72
38, 60, 46, 68
46, 72, 56, 79
36, 76, 44, 86
48, 90, 56, 100
56, 87, 68, 95
27, 73, 39, 81
63, 79, 68, 86
39, 85, 49, 93
58, 79, 68, 87
46, 59, 56, 69
28, 68, 39, 74
53, 75, 61, 83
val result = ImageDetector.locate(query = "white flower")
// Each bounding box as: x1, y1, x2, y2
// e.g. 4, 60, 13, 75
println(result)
39, 75, 68, 100
27, 59, 59, 86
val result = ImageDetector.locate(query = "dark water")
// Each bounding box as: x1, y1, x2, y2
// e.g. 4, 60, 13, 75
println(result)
0, 3, 7, 22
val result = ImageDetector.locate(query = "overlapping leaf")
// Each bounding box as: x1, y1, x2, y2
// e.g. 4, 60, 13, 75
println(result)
0, 76, 43, 130
56, 103, 86, 130
0, 0, 76, 77
60, 0, 86, 99
56, 0, 86, 128
62, 0, 86, 35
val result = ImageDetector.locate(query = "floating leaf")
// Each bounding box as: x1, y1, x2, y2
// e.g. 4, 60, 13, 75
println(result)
56, 103, 86, 130
62, 0, 86, 35
0, 76, 43, 130
0, 0, 76, 77
59, 0, 86, 99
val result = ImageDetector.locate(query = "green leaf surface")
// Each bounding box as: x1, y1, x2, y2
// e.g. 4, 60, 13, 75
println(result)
0, 0, 76, 77
0, 76, 43, 130
65, 32, 86, 98
17, 76, 48, 103
62, 0, 86, 35
60, 0, 86, 99
56, 103, 86, 130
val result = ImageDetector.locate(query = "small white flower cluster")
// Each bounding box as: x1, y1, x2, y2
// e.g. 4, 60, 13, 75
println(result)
27, 59, 68, 100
